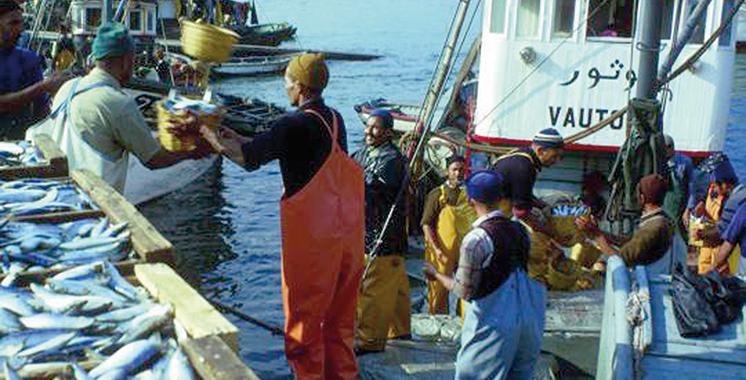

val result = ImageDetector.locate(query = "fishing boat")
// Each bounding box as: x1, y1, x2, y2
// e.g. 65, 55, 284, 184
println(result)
234, 22, 297, 46
358, 0, 744, 378
211, 53, 293, 77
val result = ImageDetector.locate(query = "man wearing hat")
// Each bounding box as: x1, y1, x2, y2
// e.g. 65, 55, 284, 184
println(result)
26, 23, 207, 193
578, 174, 675, 273
0, 0, 68, 139
688, 158, 741, 274
425, 170, 546, 379
199, 53, 364, 380
491, 127, 564, 223
352, 108, 410, 355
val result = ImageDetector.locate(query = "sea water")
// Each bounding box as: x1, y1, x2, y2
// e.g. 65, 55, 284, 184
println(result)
137, 1, 746, 378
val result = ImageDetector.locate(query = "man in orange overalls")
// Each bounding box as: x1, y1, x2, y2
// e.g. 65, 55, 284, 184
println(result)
199, 53, 365, 380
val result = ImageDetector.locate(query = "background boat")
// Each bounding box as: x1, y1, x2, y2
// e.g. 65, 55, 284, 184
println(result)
232, 22, 297, 46
212, 53, 293, 77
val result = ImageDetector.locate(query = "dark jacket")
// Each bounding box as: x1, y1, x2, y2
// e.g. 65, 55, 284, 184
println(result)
353, 141, 408, 255
241, 98, 347, 198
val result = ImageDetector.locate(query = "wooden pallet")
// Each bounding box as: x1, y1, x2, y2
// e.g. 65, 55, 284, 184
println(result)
0, 134, 68, 179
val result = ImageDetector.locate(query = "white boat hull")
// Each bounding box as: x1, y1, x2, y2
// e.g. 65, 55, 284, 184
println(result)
123, 153, 220, 206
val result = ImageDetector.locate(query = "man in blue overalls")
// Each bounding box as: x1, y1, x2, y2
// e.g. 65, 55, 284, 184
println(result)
425, 170, 546, 379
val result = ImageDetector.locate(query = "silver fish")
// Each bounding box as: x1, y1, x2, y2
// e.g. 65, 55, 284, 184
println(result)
88, 339, 161, 379
20, 313, 95, 330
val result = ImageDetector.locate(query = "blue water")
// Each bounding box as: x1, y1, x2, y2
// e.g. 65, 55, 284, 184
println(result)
137, 1, 746, 378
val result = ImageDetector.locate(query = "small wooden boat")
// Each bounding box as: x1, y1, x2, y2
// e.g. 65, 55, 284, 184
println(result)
354, 98, 422, 133
212, 54, 293, 77
233, 22, 297, 46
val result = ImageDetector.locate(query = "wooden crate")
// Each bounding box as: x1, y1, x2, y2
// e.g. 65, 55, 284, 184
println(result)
0, 134, 68, 179
71, 169, 176, 266
5, 263, 259, 380
135, 263, 262, 379
135, 263, 239, 351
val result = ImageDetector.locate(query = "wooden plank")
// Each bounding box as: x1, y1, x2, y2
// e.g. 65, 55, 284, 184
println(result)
182, 336, 261, 380
71, 169, 175, 265
0, 135, 68, 179
11, 209, 105, 223
135, 263, 239, 351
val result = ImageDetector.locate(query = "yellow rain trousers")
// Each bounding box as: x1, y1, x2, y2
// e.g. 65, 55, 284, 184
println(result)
697, 185, 740, 274
356, 255, 410, 351
425, 185, 476, 315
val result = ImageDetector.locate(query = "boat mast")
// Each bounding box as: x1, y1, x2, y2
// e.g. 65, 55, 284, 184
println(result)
408, 0, 471, 169
635, 0, 664, 99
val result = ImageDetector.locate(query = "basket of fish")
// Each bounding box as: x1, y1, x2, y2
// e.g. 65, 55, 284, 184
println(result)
156, 95, 221, 153
0, 261, 250, 379
0, 135, 68, 180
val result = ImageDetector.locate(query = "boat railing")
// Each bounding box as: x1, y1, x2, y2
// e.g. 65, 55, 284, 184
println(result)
596, 256, 653, 380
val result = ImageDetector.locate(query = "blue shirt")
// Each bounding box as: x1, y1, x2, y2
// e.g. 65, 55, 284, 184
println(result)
0, 46, 46, 139
722, 203, 746, 252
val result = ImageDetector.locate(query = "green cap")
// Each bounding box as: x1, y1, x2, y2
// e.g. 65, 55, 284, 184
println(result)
91, 23, 134, 60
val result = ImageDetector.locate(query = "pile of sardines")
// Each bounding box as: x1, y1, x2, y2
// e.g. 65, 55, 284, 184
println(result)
0, 141, 45, 168
0, 260, 198, 379
0, 216, 135, 282
0, 178, 97, 217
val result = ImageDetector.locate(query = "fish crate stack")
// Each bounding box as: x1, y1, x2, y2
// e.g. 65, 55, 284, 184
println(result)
0, 134, 68, 180
0, 261, 258, 380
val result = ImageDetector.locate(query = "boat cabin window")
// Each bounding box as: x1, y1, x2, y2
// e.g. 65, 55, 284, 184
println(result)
490, 0, 508, 34
552, 0, 576, 38
719, 0, 734, 46
517, 0, 542, 38
129, 10, 142, 33
585, 0, 634, 38
86, 8, 102, 31
147, 8, 156, 34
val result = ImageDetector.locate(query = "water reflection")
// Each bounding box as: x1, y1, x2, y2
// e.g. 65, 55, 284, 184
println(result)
136, 156, 237, 288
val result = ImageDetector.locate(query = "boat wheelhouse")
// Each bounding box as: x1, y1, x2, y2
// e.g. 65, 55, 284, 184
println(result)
474, 0, 737, 193
70, 0, 158, 38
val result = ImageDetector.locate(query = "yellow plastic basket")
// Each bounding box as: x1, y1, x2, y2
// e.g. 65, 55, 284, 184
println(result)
180, 20, 240, 63
156, 101, 220, 153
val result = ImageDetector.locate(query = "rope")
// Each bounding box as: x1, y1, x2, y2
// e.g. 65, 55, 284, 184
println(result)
207, 298, 284, 336
626, 288, 650, 380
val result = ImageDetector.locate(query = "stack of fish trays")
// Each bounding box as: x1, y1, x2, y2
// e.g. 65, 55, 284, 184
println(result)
1, 261, 259, 380
0, 169, 176, 283
0, 134, 68, 180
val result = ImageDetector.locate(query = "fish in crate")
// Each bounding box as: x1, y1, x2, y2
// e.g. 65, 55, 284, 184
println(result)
0, 260, 200, 379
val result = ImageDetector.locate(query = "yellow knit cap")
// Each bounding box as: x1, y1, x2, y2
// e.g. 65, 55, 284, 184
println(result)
285, 53, 328, 90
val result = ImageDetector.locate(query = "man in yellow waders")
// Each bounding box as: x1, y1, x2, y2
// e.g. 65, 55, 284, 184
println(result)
692, 160, 740, 275
353, 109, 410, 355
421, 155, 476, 314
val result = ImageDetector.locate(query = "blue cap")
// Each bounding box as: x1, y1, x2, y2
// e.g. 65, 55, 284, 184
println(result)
713, 159, 739, 184
533, 128, 564, 149
91, 23, 134, 60
369, 109, 394, 129
465, 170, 507, 203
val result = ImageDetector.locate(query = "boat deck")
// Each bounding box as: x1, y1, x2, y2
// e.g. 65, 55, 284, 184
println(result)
639, 277, 746, 379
